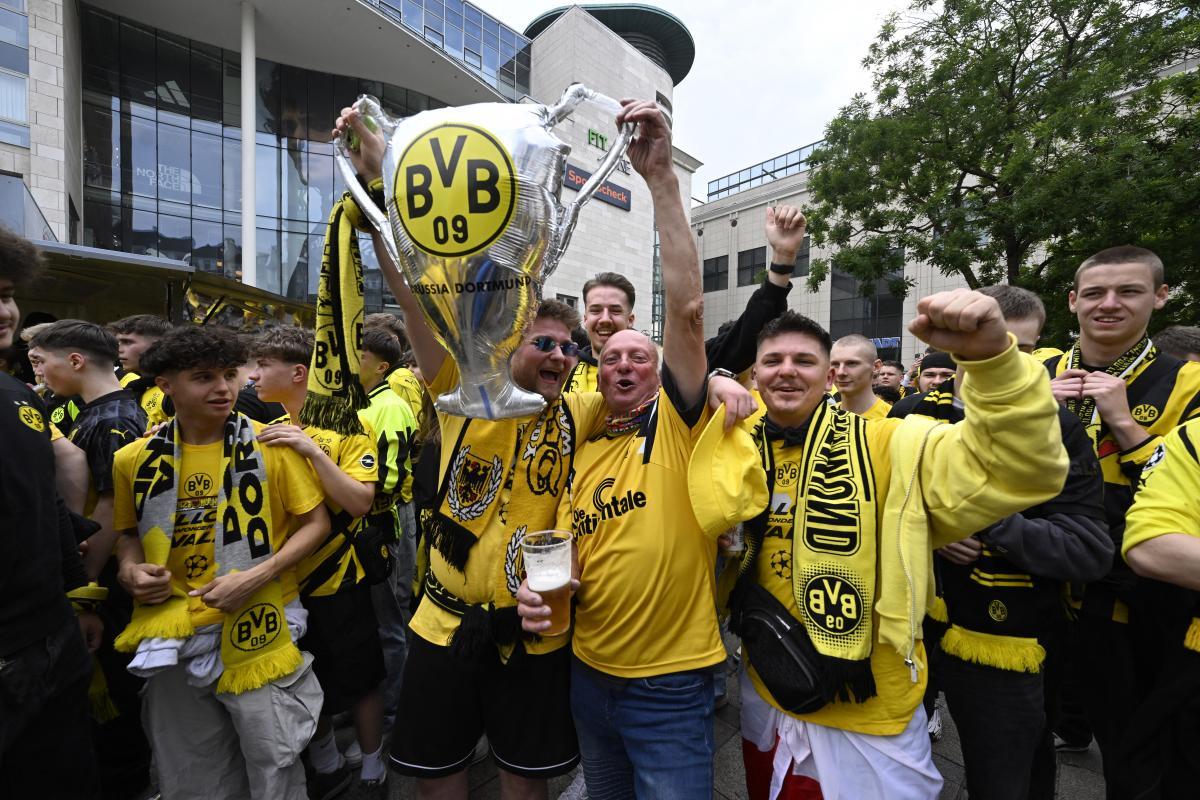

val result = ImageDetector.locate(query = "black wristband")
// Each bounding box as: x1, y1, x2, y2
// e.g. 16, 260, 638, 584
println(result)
769, 261, 794, 275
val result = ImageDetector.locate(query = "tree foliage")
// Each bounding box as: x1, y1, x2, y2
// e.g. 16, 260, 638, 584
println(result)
804, 0, 1198, 343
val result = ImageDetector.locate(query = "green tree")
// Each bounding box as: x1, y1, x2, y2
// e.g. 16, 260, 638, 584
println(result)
804, 0, 1198, 344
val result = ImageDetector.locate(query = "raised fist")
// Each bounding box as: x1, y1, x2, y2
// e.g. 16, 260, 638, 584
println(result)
908, 289, 1009, 362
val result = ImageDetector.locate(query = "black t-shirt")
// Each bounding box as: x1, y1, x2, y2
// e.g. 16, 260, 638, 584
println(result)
236, 384, 287, 424
68, 389, 146, 495
0, 373, 74, 653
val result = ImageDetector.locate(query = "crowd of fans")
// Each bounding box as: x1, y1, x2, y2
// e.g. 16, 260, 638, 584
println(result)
2, 98, 1199, 800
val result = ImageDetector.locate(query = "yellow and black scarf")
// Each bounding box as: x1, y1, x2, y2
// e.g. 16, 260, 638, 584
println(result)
300, 187, 372, 436
742, 402, 879, 702
114, 414, 302, 694
1062, 336, 1154, 426
433, 401, 576, 573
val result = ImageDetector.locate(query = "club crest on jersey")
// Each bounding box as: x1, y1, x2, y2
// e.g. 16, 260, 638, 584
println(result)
14, 401, 45, 432
447, 446, 503, 521
1131, 404, 1159, 424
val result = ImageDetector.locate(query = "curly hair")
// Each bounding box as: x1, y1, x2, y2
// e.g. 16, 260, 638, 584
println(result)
251, 325, 314, 365
140, 325, 247, 378
0, 226, 43, 287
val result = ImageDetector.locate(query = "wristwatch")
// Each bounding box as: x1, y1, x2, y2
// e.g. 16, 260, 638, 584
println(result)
709, 368, 737, 381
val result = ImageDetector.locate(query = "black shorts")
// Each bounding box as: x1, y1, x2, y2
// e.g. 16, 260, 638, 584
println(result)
299, 581, 385, 714
389, 634, 579, 779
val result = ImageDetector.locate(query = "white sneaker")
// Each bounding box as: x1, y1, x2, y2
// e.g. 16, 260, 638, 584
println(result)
558, 769, 588, 800
927, 708, 944, 742
343, 740, 362, 768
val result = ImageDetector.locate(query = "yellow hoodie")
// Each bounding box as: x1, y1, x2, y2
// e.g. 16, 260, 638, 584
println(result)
732, 338, 1069, 735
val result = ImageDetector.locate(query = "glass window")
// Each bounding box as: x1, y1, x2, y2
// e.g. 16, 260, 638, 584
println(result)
382, 83, 409, 117
279, 142, 307, 222
191, 129, 221, 208
281, 225, 309, 300
445, 26, 463, 60
155, 34, 189, 120
82, 9, 119, 96
120, 21, 155, 104
157, 213, 190, 261
156, 122, 190, 204
191, 218, 222, 273
307, 70, 333, 149
0, 42, 28, 76
125, 207, 157, 255
220, 223, 241, 279
127, 114, 157, 197
703, 255, 728, 293
307, 152, 333, 223
482, 14, 498, 39
464, 48, 480, 68
190, 47, 222, 124
403, 0, 422, 31
464, 3, 480, 24
83, 199, 121, 250
307, 232, 324, 296
1, 7, 30, 49
222, 137, 241, 211
445, 8, 462, 29
256, 225, 280, 294
794, 235, 811, 276
222, 52, 240, 132
255, 143, 278, 218
737, 246, 766, 287
423, 0, 442, 18
425, 27, 443, 47
0, 1, 25, 12
255, 58, 279, 136
279, 64, 307, 141
0, 69, 24, 121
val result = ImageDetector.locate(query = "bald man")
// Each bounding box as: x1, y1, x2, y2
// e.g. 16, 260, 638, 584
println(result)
517, 100, 753, 798
831, 335, 890, 419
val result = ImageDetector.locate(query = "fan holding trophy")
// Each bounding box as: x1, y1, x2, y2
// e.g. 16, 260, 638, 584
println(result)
332, 88, 643, 795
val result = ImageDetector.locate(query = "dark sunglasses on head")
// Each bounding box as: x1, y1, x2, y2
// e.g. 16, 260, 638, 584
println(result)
530, 335, 580, 358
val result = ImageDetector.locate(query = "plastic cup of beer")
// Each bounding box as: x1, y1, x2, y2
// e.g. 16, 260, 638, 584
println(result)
521, 529, 573, 636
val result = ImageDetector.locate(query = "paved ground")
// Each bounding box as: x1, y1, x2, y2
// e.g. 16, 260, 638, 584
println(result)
365, 663, 1106, 799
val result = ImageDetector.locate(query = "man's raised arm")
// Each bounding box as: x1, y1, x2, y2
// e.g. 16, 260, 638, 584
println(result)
618, 100, 706, 406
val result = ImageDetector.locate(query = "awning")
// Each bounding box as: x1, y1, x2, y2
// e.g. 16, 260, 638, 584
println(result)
24, 241, 314, 328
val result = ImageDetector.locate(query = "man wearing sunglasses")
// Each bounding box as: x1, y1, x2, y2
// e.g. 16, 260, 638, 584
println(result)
336, 108, 608, 798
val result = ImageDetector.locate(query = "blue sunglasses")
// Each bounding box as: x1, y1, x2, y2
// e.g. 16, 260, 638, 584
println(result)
530, 335, 580, 358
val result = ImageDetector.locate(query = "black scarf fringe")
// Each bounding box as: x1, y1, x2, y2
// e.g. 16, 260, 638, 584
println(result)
448, 604, 525, 660
828, 656, 878, 704
428, 512, 478, 573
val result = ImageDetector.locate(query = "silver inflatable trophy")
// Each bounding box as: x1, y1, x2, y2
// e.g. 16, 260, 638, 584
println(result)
335, 84, 635, 419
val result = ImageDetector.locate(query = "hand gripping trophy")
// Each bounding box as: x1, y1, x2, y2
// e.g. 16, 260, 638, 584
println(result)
336, 84, 634, 419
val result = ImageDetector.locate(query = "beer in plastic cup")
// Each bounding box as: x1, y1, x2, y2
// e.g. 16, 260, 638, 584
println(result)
521, 530, 573, 636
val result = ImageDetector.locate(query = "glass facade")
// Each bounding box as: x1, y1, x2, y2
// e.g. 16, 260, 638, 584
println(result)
707, 140, 822, 201
80, 4, 453, 305
359, 0, 530, 100
0, 0, 28, 147
828, 265, 903, 351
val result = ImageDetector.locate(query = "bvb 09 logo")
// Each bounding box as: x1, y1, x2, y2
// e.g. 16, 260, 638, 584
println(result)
803, 575, 863, 636
230, 603, 282, 652
395, 123, 517, 258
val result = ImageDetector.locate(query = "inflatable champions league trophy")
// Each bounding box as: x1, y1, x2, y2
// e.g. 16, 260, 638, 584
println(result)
335, 84, 635, 419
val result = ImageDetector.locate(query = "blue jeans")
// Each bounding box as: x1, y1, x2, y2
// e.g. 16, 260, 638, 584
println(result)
370, 502, 417, 732
570, 657, 715, 800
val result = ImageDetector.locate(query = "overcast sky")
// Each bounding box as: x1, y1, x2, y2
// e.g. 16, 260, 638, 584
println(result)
474, 0, 910, 198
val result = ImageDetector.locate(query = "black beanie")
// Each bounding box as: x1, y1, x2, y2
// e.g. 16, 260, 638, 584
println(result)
920, 351, 956, 372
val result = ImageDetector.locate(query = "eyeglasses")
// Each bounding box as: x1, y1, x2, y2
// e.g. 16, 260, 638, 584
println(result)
530, 336, 580, 358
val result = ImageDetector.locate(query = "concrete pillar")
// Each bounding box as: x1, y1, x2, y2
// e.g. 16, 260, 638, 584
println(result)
240, 1, 256, 286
